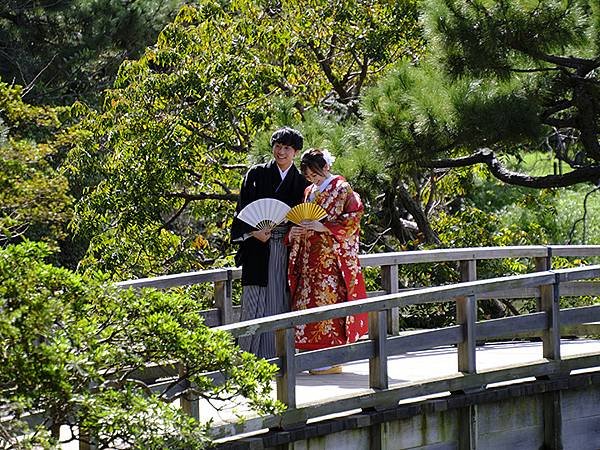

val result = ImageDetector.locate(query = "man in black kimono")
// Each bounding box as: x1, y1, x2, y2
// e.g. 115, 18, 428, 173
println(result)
231, 127, 309, 358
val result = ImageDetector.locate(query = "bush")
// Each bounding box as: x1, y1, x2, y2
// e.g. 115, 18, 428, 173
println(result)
0, 241, 281, 449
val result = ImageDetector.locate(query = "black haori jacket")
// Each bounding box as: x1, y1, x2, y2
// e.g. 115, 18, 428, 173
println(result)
231, 160, 309, 286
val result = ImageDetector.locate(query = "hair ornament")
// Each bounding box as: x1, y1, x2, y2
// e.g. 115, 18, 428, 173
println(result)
302, 148, 336, 167
321, 149, 336, 167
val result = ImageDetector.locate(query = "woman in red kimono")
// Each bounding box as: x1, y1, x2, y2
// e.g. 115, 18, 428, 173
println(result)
287, 148, 368, 374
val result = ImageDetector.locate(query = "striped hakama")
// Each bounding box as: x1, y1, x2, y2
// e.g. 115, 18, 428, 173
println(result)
237, 227, 290, 359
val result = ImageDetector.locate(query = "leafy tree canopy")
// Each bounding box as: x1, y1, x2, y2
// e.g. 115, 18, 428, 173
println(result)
0, 82, 73, 254
0, 0, 185, 105
66, 0, 422, 277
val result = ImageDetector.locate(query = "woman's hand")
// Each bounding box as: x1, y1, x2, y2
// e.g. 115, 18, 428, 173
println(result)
251, 229, 271, 242
288, 226, 306, 240
300, 220, 330, 234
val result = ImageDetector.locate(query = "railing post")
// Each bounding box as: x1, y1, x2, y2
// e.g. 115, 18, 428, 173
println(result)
537, 249, 563, 449
538, 245, 560, 362
534, 249, 552, 312
275, 327, 296, 409
367, 309, 389, 450
381, 264, 400, 335
539, 272, 563, 449
457, 294, 477, 374
541, 273, 561, 361
534, 253, 550, 272
214, 269, 233, 325
78, 430, 95, 450
459, 258, 477, 283
368, 310, 388, 391
457, 260, 478, 450
178, 363, 200, 420
457, 260, 477, 374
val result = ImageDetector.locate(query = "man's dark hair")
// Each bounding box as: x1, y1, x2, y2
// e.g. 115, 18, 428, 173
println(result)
270, 127, 303, 151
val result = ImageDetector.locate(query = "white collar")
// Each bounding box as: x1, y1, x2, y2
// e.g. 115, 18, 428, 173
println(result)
308, 174, 334, 200
317, 174, 334, 192
278, 164, 292, 180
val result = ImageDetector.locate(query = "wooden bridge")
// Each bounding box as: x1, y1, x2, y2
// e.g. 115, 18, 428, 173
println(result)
109, 245, 600, 450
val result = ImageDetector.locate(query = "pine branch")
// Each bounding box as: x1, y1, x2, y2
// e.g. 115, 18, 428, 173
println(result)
544, 117, 577, 128
184, 124, 248, 153
508, 67, 561, 74
351, 53, 370, 100
395, 181, 441, 245
426, 149, 600, 188
540, 100, 573, 121
568, 185, 600, 244
163, 198, 190, 229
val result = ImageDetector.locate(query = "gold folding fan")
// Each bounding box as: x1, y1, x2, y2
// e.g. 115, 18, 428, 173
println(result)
286, 202, 327, 225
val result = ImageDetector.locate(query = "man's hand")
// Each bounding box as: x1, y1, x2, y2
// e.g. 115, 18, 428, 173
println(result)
251, 229, 272, 242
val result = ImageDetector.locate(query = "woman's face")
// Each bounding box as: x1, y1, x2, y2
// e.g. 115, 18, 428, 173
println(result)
303, 166, 329, 186
272, 143, 297, 170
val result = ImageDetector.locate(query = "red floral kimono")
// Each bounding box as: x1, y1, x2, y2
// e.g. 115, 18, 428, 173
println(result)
288, 175, 369, 350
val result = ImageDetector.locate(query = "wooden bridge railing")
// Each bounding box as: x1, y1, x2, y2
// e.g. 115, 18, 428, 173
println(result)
116, 245, 600, 333
19, 246, 600, 448
113, 246, 600, 443
206, 264, 600, 448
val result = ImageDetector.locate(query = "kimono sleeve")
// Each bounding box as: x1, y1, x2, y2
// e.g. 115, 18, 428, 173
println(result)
324, 187, 364, 242
230, 167, 259, 241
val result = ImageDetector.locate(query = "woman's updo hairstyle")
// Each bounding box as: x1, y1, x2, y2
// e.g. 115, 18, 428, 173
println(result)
300, 148, 329, 177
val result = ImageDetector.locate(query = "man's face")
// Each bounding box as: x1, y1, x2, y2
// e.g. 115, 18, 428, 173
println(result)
272, 142, 297, 170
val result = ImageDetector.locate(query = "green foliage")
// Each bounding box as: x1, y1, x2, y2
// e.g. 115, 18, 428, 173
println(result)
393, 195, 600, 328
469, 152, 600, 245
0, 0, 185, 105
424, 0, 593, 79
66, 1, 283, 276
418, 0, 600, 165
0, 82, 73, 254
359, 0, 600, 247
395, 205, 548, 327
77, 390, 211, 450
556, 187, 600, 245
363, 60, 545, 170
0, 241, 281, 448
280, 0, 423, 112
66, 0, 423, 277
363, 61, 455, 168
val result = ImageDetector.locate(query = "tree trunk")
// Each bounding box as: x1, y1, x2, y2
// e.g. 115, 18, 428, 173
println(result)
395, 181, 441, 245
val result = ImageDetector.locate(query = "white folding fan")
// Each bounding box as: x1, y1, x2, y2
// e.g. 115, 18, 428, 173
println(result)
286, 202, 328, 225
236, 198, 291, 230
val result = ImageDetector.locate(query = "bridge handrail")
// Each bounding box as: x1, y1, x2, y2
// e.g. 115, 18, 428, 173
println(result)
115, 245, 600, 290
114, 245, 600, 331
216, 270, 560, 338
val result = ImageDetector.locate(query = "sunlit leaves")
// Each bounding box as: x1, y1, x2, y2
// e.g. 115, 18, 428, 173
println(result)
0, 241, 280, 448
425, 0, 592, 79
279, 0, 423, 110
0, 83, 73, 250
68, 0, 423, 276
